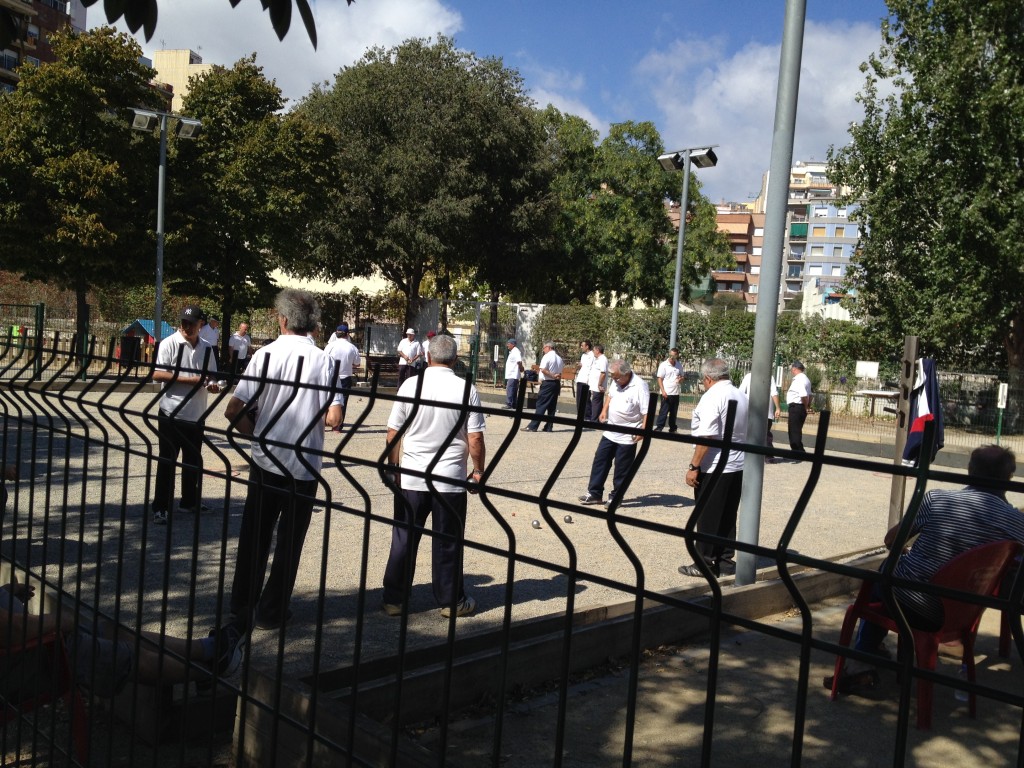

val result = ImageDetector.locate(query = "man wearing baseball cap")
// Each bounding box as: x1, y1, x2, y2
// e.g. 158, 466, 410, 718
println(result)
396, 328, 423, 386
326, 322, 361, 430
151, 305, 221, 524
786, 360, 812, 455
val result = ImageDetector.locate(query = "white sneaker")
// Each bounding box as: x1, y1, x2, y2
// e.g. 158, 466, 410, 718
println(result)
440, 596, 476, 618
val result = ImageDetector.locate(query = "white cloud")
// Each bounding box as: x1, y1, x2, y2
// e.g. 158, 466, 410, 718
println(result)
99, 0, 463, 106
637, 20, 882, 203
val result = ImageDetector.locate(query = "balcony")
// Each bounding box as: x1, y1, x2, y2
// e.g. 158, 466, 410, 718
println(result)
789, 222, 808, 238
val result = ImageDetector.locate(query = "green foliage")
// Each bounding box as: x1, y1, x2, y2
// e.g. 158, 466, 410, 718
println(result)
0, 27, 161, 339
828, 0, 1024, 370
169, 55, 336, 351
298, 37, 547, 328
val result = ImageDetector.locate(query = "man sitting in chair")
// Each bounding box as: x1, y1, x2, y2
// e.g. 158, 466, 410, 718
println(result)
834, 445, 1024, 688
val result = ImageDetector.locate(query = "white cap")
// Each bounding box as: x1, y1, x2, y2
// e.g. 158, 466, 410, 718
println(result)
405, 328, 415, 335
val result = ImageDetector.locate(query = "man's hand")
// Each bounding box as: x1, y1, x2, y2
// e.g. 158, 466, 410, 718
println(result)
685, 468, 701, 488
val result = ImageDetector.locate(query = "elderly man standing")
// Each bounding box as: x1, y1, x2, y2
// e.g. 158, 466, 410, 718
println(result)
503, 338, 524, 409
396, 328, 423, 386
679, 358, 747, 578
786, 360, 812, 454
382, 334, 485, 618
151, 305, 220, 524
654, 347, 683, 433
227, 322, 251, 384
586, 344, 609, 422
225, 289, 343, 632
522, 341, 564, 433
578, 359, 649, 507
574, 340, 594, 411
326, 322, 361, 430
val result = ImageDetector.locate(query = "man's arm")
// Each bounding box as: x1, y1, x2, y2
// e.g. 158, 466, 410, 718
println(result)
325, 404, 343, 429
385, 428, 402, 465
658, 375, 668, 398
771, 394, 782, 419
225, 396, 255, 436
468, 431, 486, 476
685, 444, 709, 488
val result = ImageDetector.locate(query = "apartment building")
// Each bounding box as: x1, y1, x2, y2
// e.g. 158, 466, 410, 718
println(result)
0, 0, 82, 93
712, 207, 764, 313
152, 49, 213, 112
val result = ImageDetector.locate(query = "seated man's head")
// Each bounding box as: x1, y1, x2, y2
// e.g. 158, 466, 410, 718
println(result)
968, 445, 1016, 482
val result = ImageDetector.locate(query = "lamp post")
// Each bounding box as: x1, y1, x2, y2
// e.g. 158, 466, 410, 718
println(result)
657, 146, 718, 350
130, 108, 202, 346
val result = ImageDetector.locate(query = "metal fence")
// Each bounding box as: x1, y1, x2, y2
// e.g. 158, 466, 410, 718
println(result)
1, 333, 1023, 766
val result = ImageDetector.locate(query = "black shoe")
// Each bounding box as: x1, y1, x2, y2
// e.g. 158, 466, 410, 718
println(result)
578, 493, 604, 505
212, 622, 246, 675
716, 559, 736, 576
823, 669, 880, 694
542, 427, 553, 432
254, 609, 293, 631
521, 427, 537, 432
678, 562, 720, 578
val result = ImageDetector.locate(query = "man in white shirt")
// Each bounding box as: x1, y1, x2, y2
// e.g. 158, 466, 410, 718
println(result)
574, 340, 594, 412
224, 289, 343, 632
522, 341, 564, 432
396, 328, 423, 386
654, 348, 683, 433
227, 322, 251, 384
786, 360, 813, 455
382, 334, 485, 618
578, 359, 649, 507
151, 305, 221, 524
679, 358, 747, 579
423, 330, 436, 360
739, 369, 782, 461
586, 344, 609, 422
503, 338, 524, 409
198, 314, 220, 351
326, 322, 361, 429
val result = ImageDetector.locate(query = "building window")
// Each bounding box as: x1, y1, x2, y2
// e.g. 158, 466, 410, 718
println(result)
40, 0, 68, 11
810, 245, 824, 257
0, 82, 14, 94
754, 227, 764, 236
752, 246, 762, 256
832, 264, 843, 276
788, 266, 802, 279
750, 284, 758, 294
24, 55, 39, 67
834, 225, 846, 238
750, 265, 760, 275
808, 264, 823, 276
837, 207, 848, 218
813, 207, 829, 218
811, 225, 826, 237
832, 246, 843, 259
733, 244, 747, 253
0, 50, 18, 71
26, 24, 39, 46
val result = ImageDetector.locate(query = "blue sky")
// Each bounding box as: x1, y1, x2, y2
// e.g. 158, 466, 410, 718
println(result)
105, 0, 894, 203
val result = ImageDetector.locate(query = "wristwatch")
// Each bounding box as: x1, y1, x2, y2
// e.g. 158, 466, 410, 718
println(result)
688, 463, 699, 472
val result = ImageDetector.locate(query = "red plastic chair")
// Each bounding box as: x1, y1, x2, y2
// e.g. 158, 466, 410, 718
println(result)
1, 631, 89, 762
831, 539, 1022, 730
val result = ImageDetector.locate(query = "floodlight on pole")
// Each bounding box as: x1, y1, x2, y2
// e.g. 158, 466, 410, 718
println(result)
657, 145, 718, 350
130, 108, 202, 346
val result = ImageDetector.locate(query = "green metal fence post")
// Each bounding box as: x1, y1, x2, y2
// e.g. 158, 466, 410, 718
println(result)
33, 303, 44, 381
469, 334, 480, 383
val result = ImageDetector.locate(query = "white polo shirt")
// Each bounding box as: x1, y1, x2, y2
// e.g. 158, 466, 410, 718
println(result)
588, 354, 608, 392
575, 350, 594, 384
234, 334, 343, 480
691, 379, 747, 473
156, 331, 218, 422
397, 337, 422, 367
603, 372, 650, 445
787, 372, 812, 405
657, 358, 683, 396
539, 349, 564, 380
388, 366, 486, 493
328, 336, 361, 378
504, 346, 523, 380
228, 331, 251, 361
739, 372, 780, 421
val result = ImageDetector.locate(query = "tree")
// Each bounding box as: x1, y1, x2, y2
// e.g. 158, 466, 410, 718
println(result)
168, 55, 336, 354
0, 27, 161, 344
537, 111, 732, 305
298, 37, 547, 328
828, 0, 1024, 370
1, 0, 336, 51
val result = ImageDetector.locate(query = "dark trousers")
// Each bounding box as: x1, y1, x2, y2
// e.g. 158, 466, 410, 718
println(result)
506, 378, 519, 408
153, 412, 203, 513
691, 470, 743, 564
575, 381, 588, 409
655, 395, 680, 432
588, 436, 637, 501
230, 466, 316, 626
787, 403, 808, 453
588, 390, 604, 422
398, 364, 415, 386
382, 489, 467, 608
854, 582, 941, 652
527, 380, 560, 431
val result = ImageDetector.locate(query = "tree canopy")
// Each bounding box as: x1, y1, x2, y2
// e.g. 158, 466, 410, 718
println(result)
169, 55, 336, 348
297, 36, 548, 327
828, 0, 1024, 369
0, 27, 160, 339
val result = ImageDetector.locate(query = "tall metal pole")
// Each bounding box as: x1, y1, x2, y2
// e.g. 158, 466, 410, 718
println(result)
736, 0, 807, 587
668, 150, 692, 351
154, 113, 168, 347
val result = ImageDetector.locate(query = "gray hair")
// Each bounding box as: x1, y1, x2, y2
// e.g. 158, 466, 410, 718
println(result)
543, 340, 555, 349
700, 358, 730, 382
593, 344, 604, 354
427, 334, 458, 366
275, 289, 321, 335
608, 358, 632, 377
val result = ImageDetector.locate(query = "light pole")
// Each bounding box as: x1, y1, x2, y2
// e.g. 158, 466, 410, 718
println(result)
130, 108, 202, 346
658, 146, 718, 350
